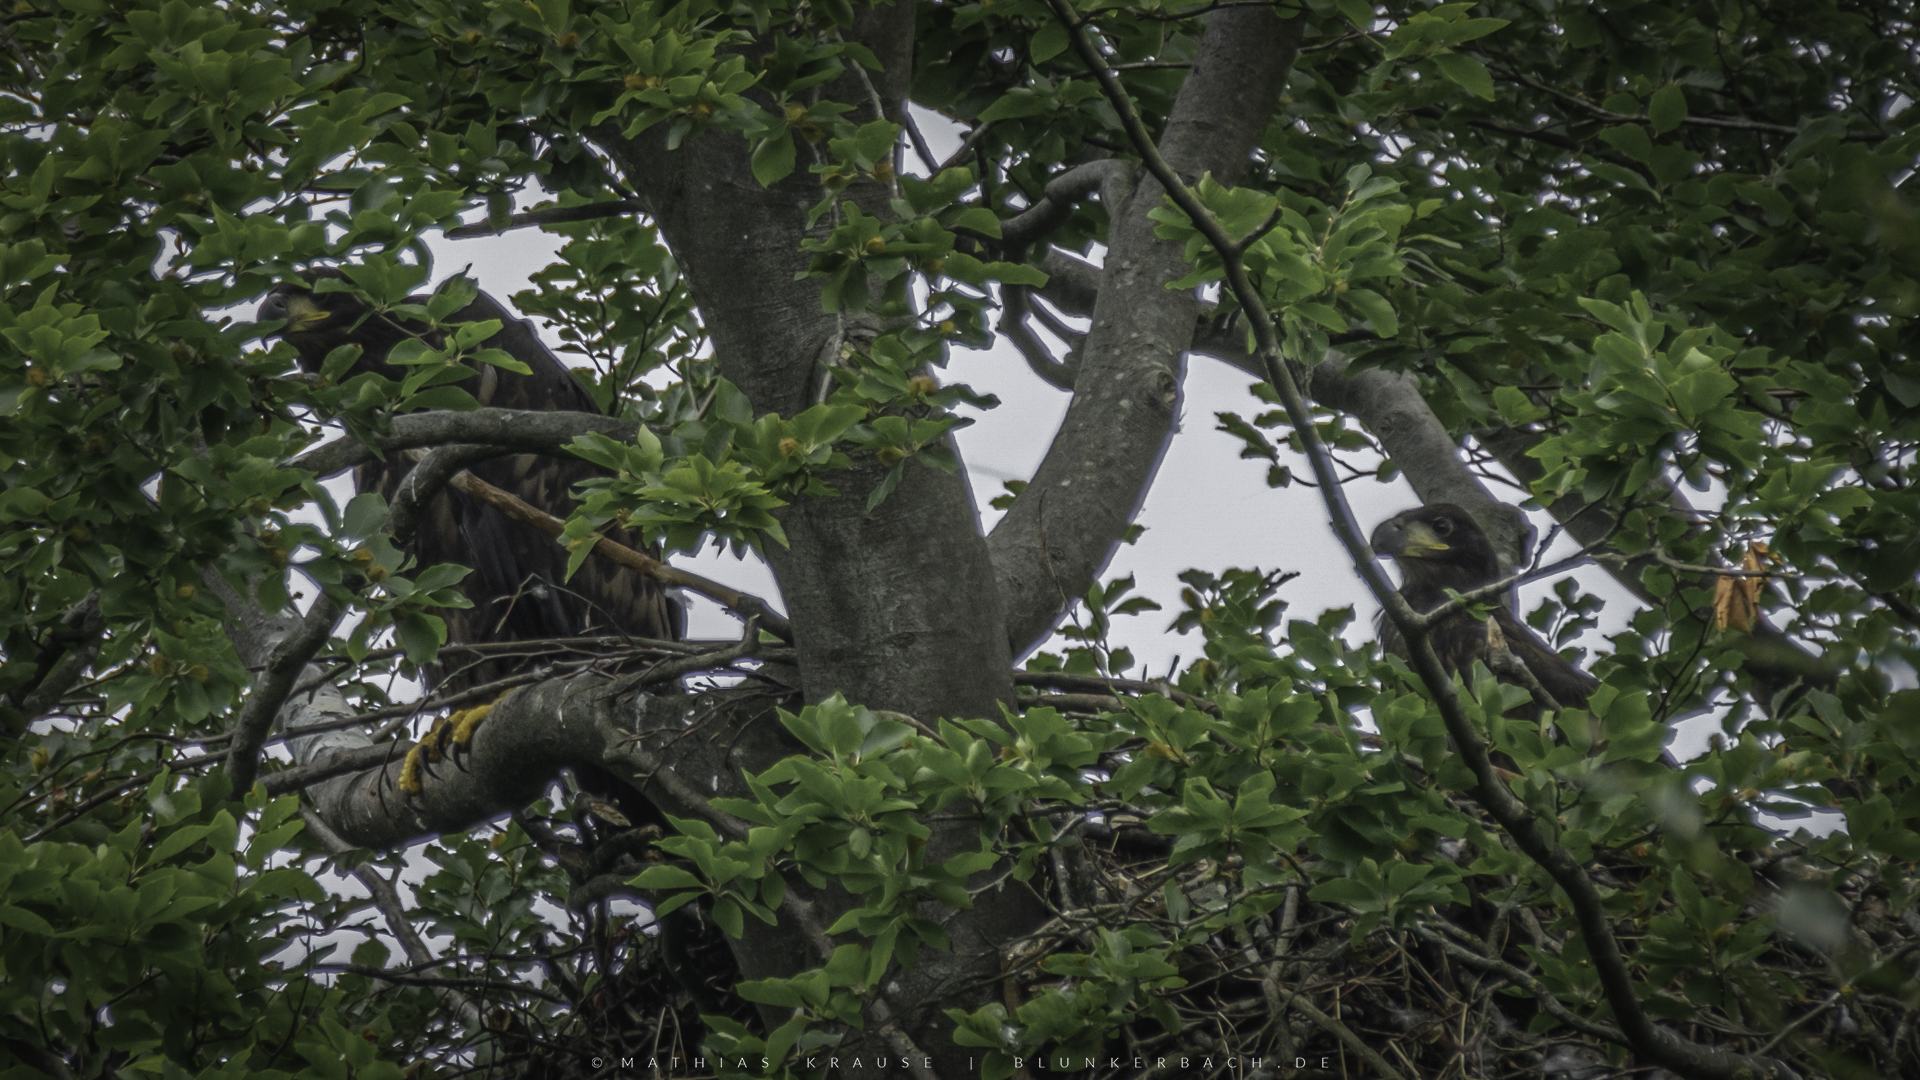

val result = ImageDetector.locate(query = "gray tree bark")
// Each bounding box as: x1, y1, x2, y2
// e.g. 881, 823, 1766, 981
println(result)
987, 8, 1306, 654
272, 8, 1317, 1076
601, 4, 1015, 726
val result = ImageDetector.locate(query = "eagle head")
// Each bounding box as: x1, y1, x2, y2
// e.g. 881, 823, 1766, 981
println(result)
1370, 504, 1501, 600
258, 271, 401, 376
257, 286, 335, 334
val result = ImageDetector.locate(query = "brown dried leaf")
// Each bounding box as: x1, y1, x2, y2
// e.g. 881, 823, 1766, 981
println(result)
1712, 541, 1772, 631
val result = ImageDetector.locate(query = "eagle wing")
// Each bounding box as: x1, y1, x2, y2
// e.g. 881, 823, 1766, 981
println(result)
1491, 607, 1598, 709
274, 279, 684, 690
1381, 607, 1595, 710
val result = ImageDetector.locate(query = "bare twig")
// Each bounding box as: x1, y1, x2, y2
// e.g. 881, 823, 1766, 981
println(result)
435, 463, 793, 642
1413, 921, 1626, 1042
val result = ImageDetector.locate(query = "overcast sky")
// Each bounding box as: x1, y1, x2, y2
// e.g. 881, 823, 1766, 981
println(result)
401, 112, 1655, 700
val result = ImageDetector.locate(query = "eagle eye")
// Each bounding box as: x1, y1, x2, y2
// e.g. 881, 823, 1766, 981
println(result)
1432, 517, 1453, 537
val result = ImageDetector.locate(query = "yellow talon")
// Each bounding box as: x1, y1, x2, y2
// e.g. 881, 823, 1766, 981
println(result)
399, 744, 426, 795
450, 703, 493, 748
398, 690, 518, 797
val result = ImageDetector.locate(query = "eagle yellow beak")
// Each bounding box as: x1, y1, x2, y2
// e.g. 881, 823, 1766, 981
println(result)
283, 293, 331, 332
1398, 521, 1451, 557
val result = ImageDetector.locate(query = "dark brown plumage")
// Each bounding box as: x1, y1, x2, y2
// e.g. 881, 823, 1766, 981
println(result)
1371, 503, 1597, 711
263, 271, 683, 689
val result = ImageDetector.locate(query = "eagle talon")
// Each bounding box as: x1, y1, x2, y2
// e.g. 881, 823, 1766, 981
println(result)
397, 690, 518, 796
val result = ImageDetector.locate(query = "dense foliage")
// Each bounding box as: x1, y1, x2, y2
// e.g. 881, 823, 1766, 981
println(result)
3, 1, 1920, 1079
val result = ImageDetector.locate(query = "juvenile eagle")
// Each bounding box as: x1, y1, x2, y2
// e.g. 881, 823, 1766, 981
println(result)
262, 271, 683, 689
1370, 503, 1596, 710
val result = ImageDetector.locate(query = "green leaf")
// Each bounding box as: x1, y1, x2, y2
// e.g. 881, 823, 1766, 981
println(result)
149, 824, 212, 864
1290, 301, 1348, 332
978, 90, 1049, 122
1340, 287, 1398, 338
0, 904, 55, 936
1433, 52, 1495, 100
866, 461, 905, 513
713, 897, 745, 938
1599, 124, 1654, 164
1335, 0, 1375, 28
1492, 385, 1546, 424
1647, 85, 1688, 134
753, 132, 797, 187
631, 865, 704, 890
737, 977, 805, 1008
949, 206, 1003, 239
1030, 23, 1069, 64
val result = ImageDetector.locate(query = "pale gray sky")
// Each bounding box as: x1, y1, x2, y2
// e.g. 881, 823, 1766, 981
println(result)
402, 107, 1653, 716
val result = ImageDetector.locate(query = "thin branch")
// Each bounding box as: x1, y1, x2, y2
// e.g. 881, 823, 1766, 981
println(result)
1417, 544, 1611, 628
436, 463, 793, 642
1756, 991, 1842, 1056
1409, 922, 1626, 1045
1652, 545, 1797, 580
1025, 292, 1089, 358
445, 199, 644, 239
609, 622, 763, 690
1484, 616, 1565, 715
300, 808, 433, 961
1000, 286, 1079, 390
901, 101, 939, 174
225, 593, 344, 794
1876, 590, 1920, 628
289, 408, 633, 480
1263, 982, 1408, 1080
1012, 670, 1218, 714
311, 964, 571, 1005
1500, 67, 1873, 141
938, 121, 994, 173
998, 158, 1136, 249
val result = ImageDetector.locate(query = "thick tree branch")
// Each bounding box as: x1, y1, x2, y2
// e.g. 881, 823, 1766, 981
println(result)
997, 159, 1136, 250
290, 408, 633, 480
225, 593, 345, 794
1053, 5, 1795, 1077
445, 199, 645, 239
1040, 250, 1531, 572
294, 671, 624, 848
267, 742, 406, 797
988, 4, 1304, 655
1190, 326, 1530, 572
437, 464, 793, 641
228, 444, 500, 793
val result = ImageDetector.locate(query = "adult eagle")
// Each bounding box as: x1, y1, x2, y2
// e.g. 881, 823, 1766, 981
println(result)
1370, 503, 1597, 710
261, 270, 684, 689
